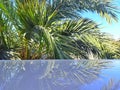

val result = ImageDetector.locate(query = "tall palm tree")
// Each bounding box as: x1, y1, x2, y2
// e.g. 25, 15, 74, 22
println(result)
0, 0, 119, 59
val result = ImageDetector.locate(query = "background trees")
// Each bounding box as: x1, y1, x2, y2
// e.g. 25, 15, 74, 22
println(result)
0, 0, 120, 60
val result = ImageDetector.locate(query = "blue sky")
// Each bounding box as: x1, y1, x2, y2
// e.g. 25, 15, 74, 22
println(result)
82, 0, 120, 39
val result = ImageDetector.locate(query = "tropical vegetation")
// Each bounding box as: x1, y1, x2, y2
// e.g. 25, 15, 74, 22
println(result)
0, 0, 120, 60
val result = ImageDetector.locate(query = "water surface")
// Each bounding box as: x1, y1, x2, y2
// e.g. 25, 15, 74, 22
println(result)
0, 60, 120, 90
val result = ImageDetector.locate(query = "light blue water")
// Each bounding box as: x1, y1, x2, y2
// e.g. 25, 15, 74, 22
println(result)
0, 60, 120, 90
80, 61, 120, 90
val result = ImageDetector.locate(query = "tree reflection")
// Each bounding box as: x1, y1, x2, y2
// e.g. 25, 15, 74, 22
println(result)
0, 60, 112, 90
0, 61, 25, 90
102, 79, 120, 90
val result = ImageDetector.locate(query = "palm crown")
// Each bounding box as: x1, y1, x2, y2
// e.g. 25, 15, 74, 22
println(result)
0, 0, 119, 60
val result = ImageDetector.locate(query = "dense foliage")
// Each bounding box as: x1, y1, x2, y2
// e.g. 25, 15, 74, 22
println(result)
0, 0, 120, 60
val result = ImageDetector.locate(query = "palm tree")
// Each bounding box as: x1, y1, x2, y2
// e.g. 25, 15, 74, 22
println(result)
0, 0, 119, 59
0, 0, 20, 60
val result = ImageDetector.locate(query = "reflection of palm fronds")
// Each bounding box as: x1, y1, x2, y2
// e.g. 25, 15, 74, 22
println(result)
37, 60, 111, 87
0, 60, 112, 90
0, 61, 25, 89
39, 60, 55, 79
102, 79, 120, 90
2, 61, 25, 78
